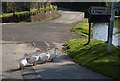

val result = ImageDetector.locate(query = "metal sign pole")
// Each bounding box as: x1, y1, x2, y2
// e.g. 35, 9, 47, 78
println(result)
107, 22, 110, 43
88, 22, 91, 44
85, 14, 91, 46
107, 2, 115, 53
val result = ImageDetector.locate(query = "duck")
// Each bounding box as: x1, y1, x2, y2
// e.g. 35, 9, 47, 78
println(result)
47, 47, 58, 62
18, 58, 28, 70
39, 51, 50, 64
24, 53, 30, 61
24, 50, 41, 66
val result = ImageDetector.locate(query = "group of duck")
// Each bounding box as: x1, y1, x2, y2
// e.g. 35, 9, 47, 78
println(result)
18, 47, 58, 70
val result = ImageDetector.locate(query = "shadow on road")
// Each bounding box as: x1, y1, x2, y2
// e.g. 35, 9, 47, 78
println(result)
5, 68, 20, 73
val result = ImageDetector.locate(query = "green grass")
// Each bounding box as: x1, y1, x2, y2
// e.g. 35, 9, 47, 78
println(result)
15, 11, 30, 15
0, 11, 30, 18
63, 38, 120, 80
1, 13, 13, 18
30, 9, 38, 14
63, 19, 120, 80
30, 7, 52, 13
70, 19, 89, 37
40, 6, 52, 11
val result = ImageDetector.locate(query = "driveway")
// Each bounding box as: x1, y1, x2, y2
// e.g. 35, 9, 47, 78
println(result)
1, 9, 111, 80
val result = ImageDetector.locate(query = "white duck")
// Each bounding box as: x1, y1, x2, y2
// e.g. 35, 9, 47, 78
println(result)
47, 47, 58, 61
39, 51, 50, 63
24, 50, 41, 66
18, 58, 28, 70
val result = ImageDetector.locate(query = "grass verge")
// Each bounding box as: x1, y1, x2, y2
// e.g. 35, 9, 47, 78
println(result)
63, 38, 120, 80
63, 19, 120, 80
70, 19, 89, 37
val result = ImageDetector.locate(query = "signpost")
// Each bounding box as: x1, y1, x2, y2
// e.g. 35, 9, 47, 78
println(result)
88, 7, 111, 23
107, 2, 120, 53
87, 7, 111, 45
89, 7, 111, 15
87, 2, 120, 53
107, 2, 115, 53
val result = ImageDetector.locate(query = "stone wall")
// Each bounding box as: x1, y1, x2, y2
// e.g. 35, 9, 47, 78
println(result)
30, 9, 59, 22
2, 8, 59, 23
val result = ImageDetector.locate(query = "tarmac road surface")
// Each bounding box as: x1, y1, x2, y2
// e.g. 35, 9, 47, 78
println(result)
1, 8, 111, 80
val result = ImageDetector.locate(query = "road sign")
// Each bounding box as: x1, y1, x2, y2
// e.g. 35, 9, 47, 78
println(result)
114, 2, 120, 10
88, 7, 111, 15
88, 7, 111, 23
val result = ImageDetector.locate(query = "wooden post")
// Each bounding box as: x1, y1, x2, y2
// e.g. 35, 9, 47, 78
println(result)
107, 2, 115, 53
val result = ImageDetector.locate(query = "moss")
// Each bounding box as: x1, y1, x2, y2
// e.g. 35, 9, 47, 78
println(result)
63, 38, 120, 80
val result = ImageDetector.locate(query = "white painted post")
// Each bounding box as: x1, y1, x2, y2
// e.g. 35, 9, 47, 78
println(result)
107, 2, 115, 53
